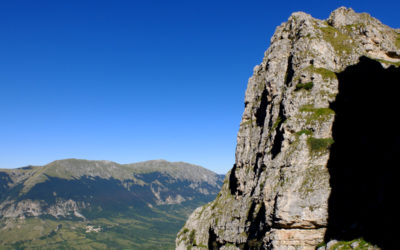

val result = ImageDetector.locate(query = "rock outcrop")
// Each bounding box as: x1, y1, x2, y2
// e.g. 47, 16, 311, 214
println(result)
176, 7, 400, 249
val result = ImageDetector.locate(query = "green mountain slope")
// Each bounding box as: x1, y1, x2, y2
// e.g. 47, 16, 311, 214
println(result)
0, 159, 225, 249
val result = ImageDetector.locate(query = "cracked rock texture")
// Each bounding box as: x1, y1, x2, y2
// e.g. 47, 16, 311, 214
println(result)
176, 7, 400, 249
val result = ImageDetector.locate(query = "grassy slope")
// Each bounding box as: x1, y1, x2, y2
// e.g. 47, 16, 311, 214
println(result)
0, 198, 208, 249
0, 159, 223, 249
0, 215, 181, 249
0, 196, 208, 249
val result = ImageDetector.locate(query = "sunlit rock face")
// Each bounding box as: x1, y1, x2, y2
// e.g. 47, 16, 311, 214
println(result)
177, 7, 400, 250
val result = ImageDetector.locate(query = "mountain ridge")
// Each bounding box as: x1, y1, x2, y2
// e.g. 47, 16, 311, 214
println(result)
0, 159, 224, 249
1, 158, 223, 195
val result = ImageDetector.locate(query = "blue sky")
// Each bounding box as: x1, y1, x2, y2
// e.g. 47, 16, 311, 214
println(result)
1, 0, 399, 173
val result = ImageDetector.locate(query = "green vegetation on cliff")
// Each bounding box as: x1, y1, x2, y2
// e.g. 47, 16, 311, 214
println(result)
307, 137, 334, 152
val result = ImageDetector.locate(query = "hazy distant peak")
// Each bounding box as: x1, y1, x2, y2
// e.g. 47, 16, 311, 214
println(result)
47, 158, 120, 166
0, 159, 224, 194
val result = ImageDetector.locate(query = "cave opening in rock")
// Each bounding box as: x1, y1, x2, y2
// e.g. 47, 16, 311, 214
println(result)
325, 56, 400, 249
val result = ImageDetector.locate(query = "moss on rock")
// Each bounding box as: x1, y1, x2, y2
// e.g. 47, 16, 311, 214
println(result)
303, 65, 337, 80
395, 33, 400, 49
307, 137, 334, 152
319, 25, 354, 54
299, 105, 335, 124
295, 82, 314, 91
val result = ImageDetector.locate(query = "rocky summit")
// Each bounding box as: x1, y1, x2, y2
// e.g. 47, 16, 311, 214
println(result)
176, 7, 399, 250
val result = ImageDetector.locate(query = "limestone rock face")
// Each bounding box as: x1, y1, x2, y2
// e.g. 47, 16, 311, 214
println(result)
176, 7, 400, 249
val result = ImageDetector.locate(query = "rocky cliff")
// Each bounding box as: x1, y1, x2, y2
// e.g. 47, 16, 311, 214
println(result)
176, 7, 400, 249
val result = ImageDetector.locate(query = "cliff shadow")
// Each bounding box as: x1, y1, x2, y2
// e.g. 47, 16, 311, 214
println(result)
325, 56, 400, 249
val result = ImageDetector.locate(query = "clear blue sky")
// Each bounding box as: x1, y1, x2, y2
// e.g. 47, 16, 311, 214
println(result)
1, 0, 399, 173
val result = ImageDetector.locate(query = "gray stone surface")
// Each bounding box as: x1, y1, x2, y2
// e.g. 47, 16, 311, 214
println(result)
326, 240, 338, 249
351, 241, 360, 249
176, 7, 399, 249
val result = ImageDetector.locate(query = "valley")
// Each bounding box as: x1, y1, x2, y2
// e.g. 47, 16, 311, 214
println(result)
0, 159, 224, 249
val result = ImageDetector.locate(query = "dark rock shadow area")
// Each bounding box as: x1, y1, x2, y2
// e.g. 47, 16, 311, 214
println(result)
325, 56, 400, 249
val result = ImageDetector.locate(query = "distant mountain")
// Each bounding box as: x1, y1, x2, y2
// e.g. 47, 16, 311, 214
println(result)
0, 159, 225, 249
